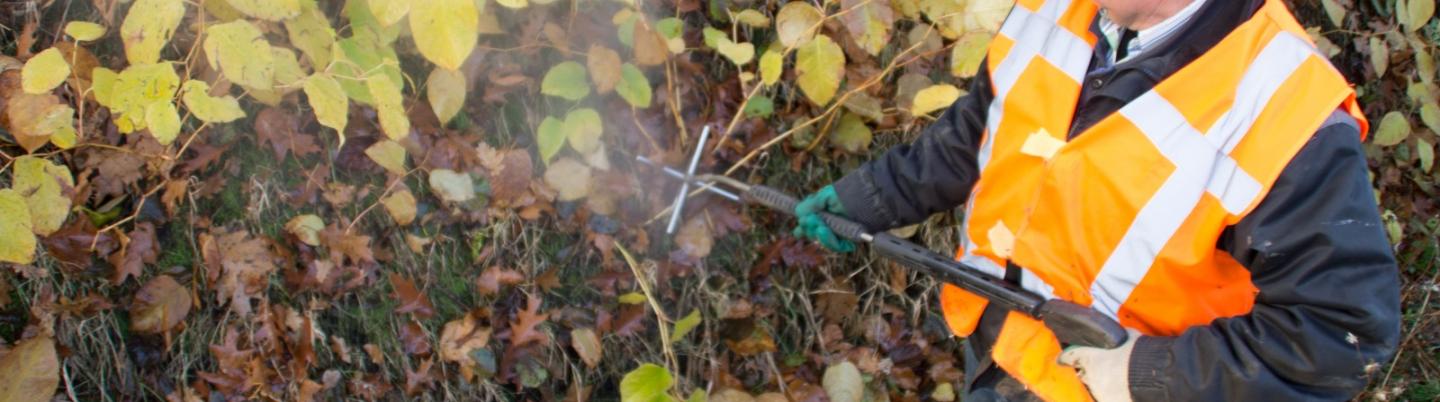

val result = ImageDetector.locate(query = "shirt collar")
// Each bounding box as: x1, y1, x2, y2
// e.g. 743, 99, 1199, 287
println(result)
1099, 0, 1208, 64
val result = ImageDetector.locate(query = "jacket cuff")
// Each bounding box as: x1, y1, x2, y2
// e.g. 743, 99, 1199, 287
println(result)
1129, 336, 1174, 402
833, 169, 894, 231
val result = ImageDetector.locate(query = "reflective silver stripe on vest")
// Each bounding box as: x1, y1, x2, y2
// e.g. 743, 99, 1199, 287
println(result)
958, 0, 1091, 301
1087, 32, 1320, 319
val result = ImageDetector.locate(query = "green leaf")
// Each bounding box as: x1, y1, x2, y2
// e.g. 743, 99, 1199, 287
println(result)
333, 32, 404, 105
795, 35, 845, 106
120, 0, 185, 64
1372, 111, 1411, 147
617, 64, 652, 108
1420, 100, 1440, 135
0, 189, 36, 264
743, 95, 774, 118
617, 292, 647, 304
541, 61, 590, 101
621, 364, 676, 402
203, 20, 275, 90
1418, 138, 1435, 173
537, 116, 566, 164
670, 309, 702, 342
21, 48, 70, 95
702, 27, 726, 50
411, 0, 479, 70
564, 108, 604, 155
304, 73, 349, 133
830, 113, 872, 154
733, 9, 770, 28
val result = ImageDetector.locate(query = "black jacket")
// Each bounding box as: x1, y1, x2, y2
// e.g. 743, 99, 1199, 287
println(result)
832, 1, 1401, 400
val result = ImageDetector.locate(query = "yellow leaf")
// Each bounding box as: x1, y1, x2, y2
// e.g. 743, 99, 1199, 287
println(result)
838, 0, 894, 56
145, 101, 181, 145
564, 108, 603, 155
950, 32, 991, 78
760, 48, 783, 86
733, 9, 771, 27
120, 0, 185, 64
716, 38, 756, 66
0, 189, 36, 264
285, 214, 325, 246
1321, 0, 1345, 27
911, 84, 962, 116
92, 67, 118, 107
1370, 36, 1389, 78
12, 156, 75, 236
365, 140, 408, 176
367, 75, 410, 141
304, 73, 349, 133
227, 0, 301, 21
776, 2, 823, 48
429, 169, 476, 203
426, 68, 467, 124
795, 35, 844, 106
382, 189, 418, 225
617, 292, 646, 304
367, 0, 410, 26
544, 157, 593, 201
110, 63, 180, 133
6, 94, 76, 153
181, 81, 245, 123
588, 45, 623, 94
21, 48, 70, 94
411, 0, 479, 71
1405, 0, 1435, 32
1372, 111, 1411, 147
65, 21, 106, 41
270, 47, 308, 89
0, 336, 59, 400
204, 20, 275, 90
285, 0, 336, 68
496, 0, 528, 9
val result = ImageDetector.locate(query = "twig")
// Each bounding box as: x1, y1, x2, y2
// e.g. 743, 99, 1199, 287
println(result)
614, 243, 680, 374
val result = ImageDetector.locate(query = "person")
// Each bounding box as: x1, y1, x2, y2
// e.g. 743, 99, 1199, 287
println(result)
790, 0, 1402, 401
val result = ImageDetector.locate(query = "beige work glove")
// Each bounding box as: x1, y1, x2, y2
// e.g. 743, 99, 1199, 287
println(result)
1056, 329, 1142, 402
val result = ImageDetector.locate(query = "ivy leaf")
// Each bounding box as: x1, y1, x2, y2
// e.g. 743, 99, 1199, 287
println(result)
588, 45, 623, 94
565, 108, 604, 155
411, 0, 479, 70
204, 20, 276, 90
367, 75, 410, 141
617, 63, 652, 108
0, 189, 36, 264
365, 140, 408, 176
776, 2, 823, 48
303, 73, 349, 134
537, 116, 566, 164
1372, 111, 1411, 147
429, 169, 476, 203
543, 157, 594, 201
368, 0, 410, 26
0, 336, 59, 402
120, 0, 185, 65
426, 68, 467, 124
760, 48, 783, 86
144, 101, 181, 145
285, 0, 335, 68
795, 35, 845, 106
911, 84, 962, 116
181, 81, 245, 123
65, 21, 106, 41
620, 364, 676, 402
839, 0, 894, 56
541, 61, 590, 101
12, 156, 74, 236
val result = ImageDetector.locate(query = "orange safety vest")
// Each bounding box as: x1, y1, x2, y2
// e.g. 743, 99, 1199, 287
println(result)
939, 0, 1369, 400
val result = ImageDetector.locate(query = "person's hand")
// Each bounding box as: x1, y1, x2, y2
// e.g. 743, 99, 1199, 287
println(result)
1056, 329, 1141, 402
791, 185, 855, 253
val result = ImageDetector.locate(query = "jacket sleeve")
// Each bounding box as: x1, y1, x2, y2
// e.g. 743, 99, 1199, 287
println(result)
1127, 114, 1403, 402
832, 67, 994, 231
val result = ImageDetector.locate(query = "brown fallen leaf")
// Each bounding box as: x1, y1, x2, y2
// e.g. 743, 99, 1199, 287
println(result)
109, 222, 158, 284
0, 335, 59, 402
510, 295, 550, 347
439, 312, 491, 381
570, 327, 602, 368
404, 358, 436, 396
389, 274, 435, 319
129, 275, 192, 334
587, 44, 622, 94
203, 230, 277, 316
474, 266, 524, 296
400, 320, 432, 356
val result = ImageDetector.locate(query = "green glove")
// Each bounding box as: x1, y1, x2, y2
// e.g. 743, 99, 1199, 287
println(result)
791, 185, 856, 253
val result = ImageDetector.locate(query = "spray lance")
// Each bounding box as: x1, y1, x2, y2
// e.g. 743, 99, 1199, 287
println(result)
637, 126, 1128, 349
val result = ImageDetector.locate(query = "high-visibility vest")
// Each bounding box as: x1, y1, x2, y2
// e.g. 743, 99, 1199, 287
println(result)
939, 0, 1369, 400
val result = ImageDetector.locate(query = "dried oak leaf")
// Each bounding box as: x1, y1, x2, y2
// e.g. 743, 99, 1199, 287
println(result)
129, 275, 191, 334
254, 107, 320, 161
439, 312, 491, 381
510, 295, 550, 347
389, 273, 435, 319
474, 266, 524, 296
108, 222, 157, 284
203, 230, 277, 316
404, 358, 436, 396
487, 148, 533, 204
400, 320, 432, 356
